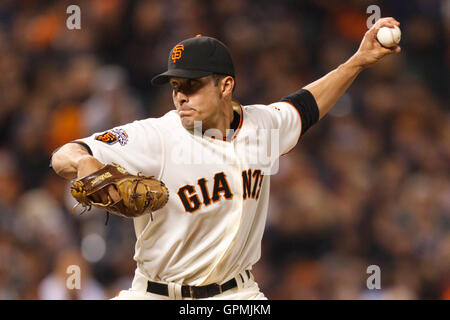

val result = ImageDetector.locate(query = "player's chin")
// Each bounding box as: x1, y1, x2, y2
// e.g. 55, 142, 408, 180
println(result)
180, 116, 198, 130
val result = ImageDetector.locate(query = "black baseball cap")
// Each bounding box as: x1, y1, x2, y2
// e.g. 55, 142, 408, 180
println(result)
151, 35, 235, 85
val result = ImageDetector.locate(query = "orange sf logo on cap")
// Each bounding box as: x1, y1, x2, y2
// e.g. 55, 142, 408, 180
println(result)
171, 44, 184, 63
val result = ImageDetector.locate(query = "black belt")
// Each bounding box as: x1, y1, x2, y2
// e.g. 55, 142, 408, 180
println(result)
147, 270, 251, 299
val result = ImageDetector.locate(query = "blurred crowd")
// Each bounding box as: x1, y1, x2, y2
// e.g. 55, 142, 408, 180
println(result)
0, 0, 448, 299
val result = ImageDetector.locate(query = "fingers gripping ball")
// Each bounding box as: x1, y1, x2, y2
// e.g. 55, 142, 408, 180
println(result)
376, 25, 401, 48
71, 164, 169, 220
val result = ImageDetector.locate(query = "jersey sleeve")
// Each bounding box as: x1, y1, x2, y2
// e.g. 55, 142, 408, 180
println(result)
267, 88, 320, 155
75, 119, 163, 178
263, 101, 302, 156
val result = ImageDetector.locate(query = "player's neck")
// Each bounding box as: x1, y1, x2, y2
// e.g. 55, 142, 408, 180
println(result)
203, 101, 234, 139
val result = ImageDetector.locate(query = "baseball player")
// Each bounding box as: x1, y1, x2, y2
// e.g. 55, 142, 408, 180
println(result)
51, 17, 401, 300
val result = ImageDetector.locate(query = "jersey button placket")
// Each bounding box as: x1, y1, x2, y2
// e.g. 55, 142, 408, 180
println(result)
227, 138, 245, 245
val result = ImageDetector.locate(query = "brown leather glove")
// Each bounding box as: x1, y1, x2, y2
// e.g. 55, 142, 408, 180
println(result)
71, 163, 168, 220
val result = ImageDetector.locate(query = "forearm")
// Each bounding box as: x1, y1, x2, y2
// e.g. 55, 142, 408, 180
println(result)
304, 56, 363, 120
51, 143, 94, 180
304, 17, 401, 120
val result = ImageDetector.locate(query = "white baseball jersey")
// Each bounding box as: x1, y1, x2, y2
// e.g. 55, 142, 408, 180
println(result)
78, 100, 301, 288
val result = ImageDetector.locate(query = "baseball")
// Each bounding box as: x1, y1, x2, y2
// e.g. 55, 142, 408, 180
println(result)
376, 25, 401, 48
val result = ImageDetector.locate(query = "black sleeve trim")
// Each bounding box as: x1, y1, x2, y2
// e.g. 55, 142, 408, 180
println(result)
280, 89, 319, 135
48, 141, 93, 168
69, 141, 93, 155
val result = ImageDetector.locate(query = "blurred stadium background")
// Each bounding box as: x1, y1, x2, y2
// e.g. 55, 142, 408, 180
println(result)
0, 0, 448, 299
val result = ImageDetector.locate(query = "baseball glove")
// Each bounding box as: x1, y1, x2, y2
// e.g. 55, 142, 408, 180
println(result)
70, 163, 169, 222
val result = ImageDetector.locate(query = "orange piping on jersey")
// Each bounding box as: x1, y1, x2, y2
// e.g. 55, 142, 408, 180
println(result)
230, 100, 244, 141
207, 100, 244, 143
278, 101, 302, 156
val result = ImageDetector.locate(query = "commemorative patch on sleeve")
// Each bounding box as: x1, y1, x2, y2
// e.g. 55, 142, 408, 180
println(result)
95, 128, 129, 146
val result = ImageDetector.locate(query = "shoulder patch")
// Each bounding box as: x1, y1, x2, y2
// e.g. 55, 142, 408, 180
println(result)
95, 128, 128, 146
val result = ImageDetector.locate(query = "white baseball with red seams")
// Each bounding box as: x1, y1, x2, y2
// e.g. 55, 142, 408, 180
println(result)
376, 25, 401, 48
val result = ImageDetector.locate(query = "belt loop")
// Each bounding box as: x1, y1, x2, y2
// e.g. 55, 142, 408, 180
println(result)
168, 282, 182, 300
240, 270, 248, 284
174, 283, 183, 300
167, 282, 175, 299
235, 273, 244, 289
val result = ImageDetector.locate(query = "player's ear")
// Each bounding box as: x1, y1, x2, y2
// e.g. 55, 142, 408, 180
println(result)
221, 76, 234, 98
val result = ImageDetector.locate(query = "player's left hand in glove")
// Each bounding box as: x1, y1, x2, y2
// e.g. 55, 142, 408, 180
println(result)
70, 163, 169, 221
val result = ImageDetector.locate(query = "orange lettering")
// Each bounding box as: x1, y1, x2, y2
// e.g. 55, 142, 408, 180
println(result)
171, 45, 184, 63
